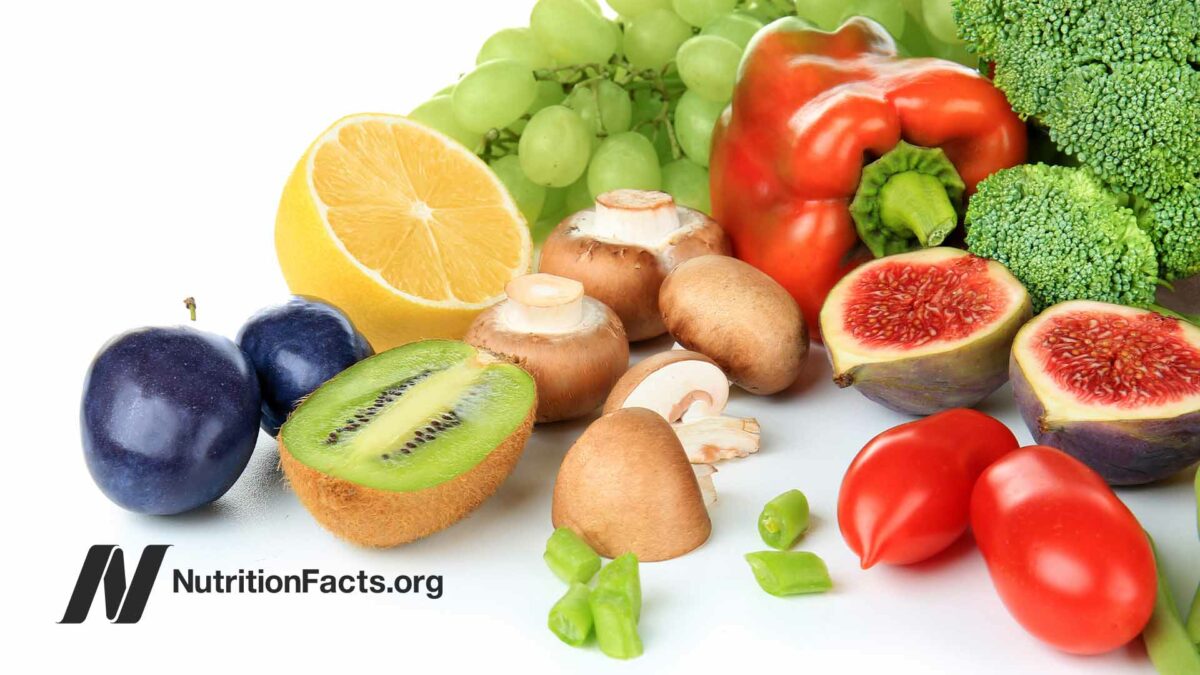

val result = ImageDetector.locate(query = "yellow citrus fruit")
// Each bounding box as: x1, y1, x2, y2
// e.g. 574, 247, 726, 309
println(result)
276, 113, 532, 350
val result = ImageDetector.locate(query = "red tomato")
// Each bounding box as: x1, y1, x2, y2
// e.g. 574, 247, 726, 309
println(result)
971, 446, 1156, 655
838, 408, 1017, 568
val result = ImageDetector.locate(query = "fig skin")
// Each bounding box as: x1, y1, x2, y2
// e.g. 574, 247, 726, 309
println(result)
836, 305, 1030, 415
1011, 356, 1200, 486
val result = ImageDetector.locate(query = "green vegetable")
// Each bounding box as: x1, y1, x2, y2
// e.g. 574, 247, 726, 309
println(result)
964, 164, 1160, 312
953, 0, 1200, 282
849, 142, 966, 258
953, 0, 1200, 201
757, 489, 811, 550
548, 582, 594, 647
590, 553, 643, 659
1143, 538, 1200, 674
744, 551, 832, 597
1190, 469, 1200, 647
544, 527, 601, 584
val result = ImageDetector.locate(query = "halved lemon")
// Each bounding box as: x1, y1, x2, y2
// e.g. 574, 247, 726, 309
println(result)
276, 113, 532, 350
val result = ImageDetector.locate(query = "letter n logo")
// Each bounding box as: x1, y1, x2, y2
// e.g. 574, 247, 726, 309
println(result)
59, 545, 170, 624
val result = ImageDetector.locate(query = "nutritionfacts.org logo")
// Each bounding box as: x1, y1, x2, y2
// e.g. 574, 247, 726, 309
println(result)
59, 544, 443, 624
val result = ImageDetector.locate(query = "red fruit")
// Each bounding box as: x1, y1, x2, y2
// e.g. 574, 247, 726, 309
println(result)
971, 445, 1156, 655
837, 409, 1017, 568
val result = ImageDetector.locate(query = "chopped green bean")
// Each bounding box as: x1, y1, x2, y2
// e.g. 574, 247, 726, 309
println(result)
757, 489, 810, 550
590, 586, 643, 659
1143, 540, 1200, 674
548, 582, 593, 647
595, 552, 641, 620
544, 527, 601, 584
745, 551, 832, 597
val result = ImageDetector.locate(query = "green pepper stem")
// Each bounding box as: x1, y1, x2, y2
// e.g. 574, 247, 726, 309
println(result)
183, 297, 197, 322
877, 171, 959, 248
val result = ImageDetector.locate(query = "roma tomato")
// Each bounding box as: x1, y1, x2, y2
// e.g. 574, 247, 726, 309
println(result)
838, 408, 1017, 568
971, 446, 1156, 655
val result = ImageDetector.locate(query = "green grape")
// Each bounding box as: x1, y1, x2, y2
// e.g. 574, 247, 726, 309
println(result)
534, 186, 570, 241
564, 174, 595, 213
452, 60, 536, 133
631, 88, 666, 127
566, 81, 632, 137
434, 83, 456, 96
408, 96, 484, 151
477, 27, 557, 69
676, 35, 741, 103
793, 0, 844, 30
672, 0, 736, 28
519, 105, 593, 188
662, 158, 711, 213
529, 80, 567, 116
921, 0, 962, 44
624, 8, 693, 70
700, 12, 764, 49
841, 0, 907, 39
587, 132, 662, 198
606, 0, 672, 18
673, 90, 725, 167
531, 0, 617, 65
490, 155, 548, 225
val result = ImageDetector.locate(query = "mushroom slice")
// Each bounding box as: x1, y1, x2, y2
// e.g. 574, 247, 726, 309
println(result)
465, 273, 628, 424
605, 350, 761, 463
538, 190, 731, 342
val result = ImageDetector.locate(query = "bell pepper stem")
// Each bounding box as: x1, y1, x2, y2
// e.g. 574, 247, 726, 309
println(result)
878, 171, 959, 248
849, 141, 967, 258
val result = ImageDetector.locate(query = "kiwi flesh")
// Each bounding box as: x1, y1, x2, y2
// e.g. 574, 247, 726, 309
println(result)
279, 340, 536, 547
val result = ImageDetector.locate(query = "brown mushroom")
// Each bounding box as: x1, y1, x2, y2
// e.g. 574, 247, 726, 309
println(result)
659, 255, 809, 395
552, 407, 712, 561
538, 190, 730, 341
465, 273, 628, 423
605, 350, 760, 463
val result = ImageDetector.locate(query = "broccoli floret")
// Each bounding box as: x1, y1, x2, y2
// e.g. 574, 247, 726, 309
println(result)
953, 0, 1200, 197
1137, 185, 1200, 281
964, 164, 1160, 311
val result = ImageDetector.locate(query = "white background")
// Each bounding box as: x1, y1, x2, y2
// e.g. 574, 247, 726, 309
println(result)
3, 1, 1197, 673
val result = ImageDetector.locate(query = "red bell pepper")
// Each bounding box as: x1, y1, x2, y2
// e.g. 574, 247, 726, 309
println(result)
710, 17, 1027, 338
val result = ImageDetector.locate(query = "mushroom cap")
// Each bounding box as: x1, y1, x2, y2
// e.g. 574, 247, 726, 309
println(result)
604, 349, 729, 420
539, 204, 730, 342
465, 296, 628, 423
659, 255, 809, 395
552, 407, 712, 561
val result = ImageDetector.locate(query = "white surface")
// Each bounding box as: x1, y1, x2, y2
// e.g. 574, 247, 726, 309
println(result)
3, 1, 1197, 673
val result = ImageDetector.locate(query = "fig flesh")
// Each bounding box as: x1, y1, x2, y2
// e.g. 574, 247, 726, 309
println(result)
820, 248, 1033, 415
1011, 300, 1200, 485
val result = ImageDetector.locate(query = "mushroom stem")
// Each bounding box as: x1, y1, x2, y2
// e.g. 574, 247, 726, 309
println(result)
693, 464, 718, 507
673, 416, 762, 464
502, 273, 585, 334
593, 189, 681, 247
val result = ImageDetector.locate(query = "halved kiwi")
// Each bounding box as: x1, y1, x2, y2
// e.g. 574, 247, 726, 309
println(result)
279, 340, 536, 547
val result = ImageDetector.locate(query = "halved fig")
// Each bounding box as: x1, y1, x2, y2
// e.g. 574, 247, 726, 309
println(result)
820, 248, 1033, 415
1011, 300, 1200, 485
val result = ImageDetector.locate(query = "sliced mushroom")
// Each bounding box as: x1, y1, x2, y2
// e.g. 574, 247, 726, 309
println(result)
539, 190, 731, 342
605, 350, 761, 463
465, 273, 628, 423
659, 255, 809, 395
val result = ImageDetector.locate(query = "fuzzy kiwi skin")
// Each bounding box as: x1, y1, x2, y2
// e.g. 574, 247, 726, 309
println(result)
1011, 355, 1200, 486
552, 408, 711, 562
464, 298, 628, 423
279, 403, 535, 548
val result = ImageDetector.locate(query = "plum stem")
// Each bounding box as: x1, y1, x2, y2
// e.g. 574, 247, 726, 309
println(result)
183, 297, 197, 322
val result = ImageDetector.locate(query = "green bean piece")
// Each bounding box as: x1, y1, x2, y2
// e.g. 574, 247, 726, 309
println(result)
544, 527, 601, 584
745, 551, 833, 597
595, 552, 641, 621
757, 489, 810, 550
1143, 540, 1200, 674
589, 587, 643, 659
548, 582, 593, 647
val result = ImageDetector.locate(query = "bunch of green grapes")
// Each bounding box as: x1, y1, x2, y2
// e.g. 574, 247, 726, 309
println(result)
793, 0, 975, 65
408, 0, 793, 240
409, 0, 972, 242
